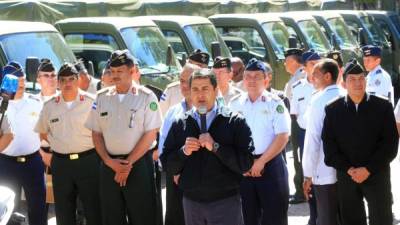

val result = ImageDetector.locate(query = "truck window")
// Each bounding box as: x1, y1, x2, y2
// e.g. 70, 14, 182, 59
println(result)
262, 22, 290, 59
389, 15, 400, 35
298, 20, 331, 53
162, 30, 188, 55
64, 33, 118, 78
216, 26, 265, 56
361, 16, 388, 45
327, 17, 357, 48
0, 32, 75, 71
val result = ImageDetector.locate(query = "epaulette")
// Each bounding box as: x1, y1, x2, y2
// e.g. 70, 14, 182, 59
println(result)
27, 94, 40, 102
376, 69, 382, 74
138, 85, 152, 95
166, 81, 180, 89
311, 90, 319, 96
326, 96, 343, 106
229, 92, 242, 103
96, 87, 111, 96
43, 95, 59, 105
292, 80, 302, 89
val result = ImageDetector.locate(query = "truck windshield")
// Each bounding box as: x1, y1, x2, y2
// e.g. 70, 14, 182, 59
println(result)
183, 24, 231, 58
389, 15, 400, 35
262, 21, 290, 59
361, 16, 388, 45
327, 17, 357, 48
298, 20, 331, 52
121, 26, 181, 75
0, 32, 76, 71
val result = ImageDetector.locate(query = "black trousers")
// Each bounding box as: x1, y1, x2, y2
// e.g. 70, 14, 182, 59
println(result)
313, 184, 339, 225
291, 118, 304, 199
337, 168, 392, 225
51, 151, 101, 225
240, 155, 289, 225
99, 153, 157, 225
165, 173, 185, 225
0, 152, 46, 225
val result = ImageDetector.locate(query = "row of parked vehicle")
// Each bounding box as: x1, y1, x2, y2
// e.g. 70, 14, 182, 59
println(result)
0, 10, 399, 96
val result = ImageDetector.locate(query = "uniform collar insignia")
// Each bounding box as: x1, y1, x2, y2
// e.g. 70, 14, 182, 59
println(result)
55, 96, 61, 103
79, 95, 84, 101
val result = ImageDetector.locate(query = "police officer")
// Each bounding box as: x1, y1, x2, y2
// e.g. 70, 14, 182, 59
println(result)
159, 63, 198, 225
230, 58, 291, 225
322, 59, 398, 225
162, 69, 254, 225
326, 50, 344, 87
284, 48, 306, 204
0, 63, 46, 225
34, 63, 101, 225
290, 50, 320, 206
362, 45, 394, 105
212, 56, 242, 104
160, 63, 200, 115
302, 59, 345, 225
86, 49, 162, 225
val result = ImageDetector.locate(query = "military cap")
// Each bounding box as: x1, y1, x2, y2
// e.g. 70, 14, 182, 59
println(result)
8, 61, 22, 70
189, 49, 210, 66
245, 58, 266, 72
343, 59, 365, 79
58, 63, 79, 78
74, 60, 87, 73
302, 49, 321, 63
2, 64, 24, 78
38, 58, 55, 72
213, 56, 231, 69
362, 45, 381, 57
326, 50, 343, 68
105, 59, 111, 70
109, 49, 135, 67
284, 48, 303, 58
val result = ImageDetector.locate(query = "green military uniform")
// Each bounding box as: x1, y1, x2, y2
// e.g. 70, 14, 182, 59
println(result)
34, 89, 101, 225
86, 83, 162, 225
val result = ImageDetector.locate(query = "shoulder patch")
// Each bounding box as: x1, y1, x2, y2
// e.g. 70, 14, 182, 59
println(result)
276, 104, 285, 114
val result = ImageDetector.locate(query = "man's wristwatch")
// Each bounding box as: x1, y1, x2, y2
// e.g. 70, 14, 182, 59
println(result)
212, 142, 220, 153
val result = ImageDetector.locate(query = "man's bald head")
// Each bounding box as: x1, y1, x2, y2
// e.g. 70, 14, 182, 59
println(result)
231, 57, 245, 83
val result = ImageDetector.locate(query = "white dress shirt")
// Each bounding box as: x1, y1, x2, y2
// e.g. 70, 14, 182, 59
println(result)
229, 91, 291, 155
2, 94, 42, 156
366, 65, 394, 105
284, 67, 306, 101
290, 77, 315, 129
303, 84, 346, 185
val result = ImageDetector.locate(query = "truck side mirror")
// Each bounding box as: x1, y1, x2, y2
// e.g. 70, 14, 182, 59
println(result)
288, 35, 298, 49
358, 28, 367, 46
331, 33, 341, 50
25, 57, 40, 83
211, 41, 221, 60
166, 45, 174, 66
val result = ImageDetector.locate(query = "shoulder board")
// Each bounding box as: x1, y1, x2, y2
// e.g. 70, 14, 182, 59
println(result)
138, 85, 152, 95
326, 96, 343, 106
27, 94, 40, 102
376, 69, 382, 74
43, 95, 58, 105
82, 92, 95, 100
311, 90, 319, 96
292, 80, 302, 89
229, 92, 243, 103
96, 87, 111, 96
166, 81, 180, 89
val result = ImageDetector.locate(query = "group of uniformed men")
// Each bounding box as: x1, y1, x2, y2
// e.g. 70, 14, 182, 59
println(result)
0, 42, 398, 225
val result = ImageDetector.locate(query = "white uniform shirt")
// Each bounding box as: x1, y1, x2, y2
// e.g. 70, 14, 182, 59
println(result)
159, 100, 190, 157
303, 84, 346, 185
394, 100, 400, 123
229, 91, 291, 155
290, 78, 315, 129
366, 65, 394, 105
159, 81, 183, 116
2, 94, 42, 156
284, 67, 306, 101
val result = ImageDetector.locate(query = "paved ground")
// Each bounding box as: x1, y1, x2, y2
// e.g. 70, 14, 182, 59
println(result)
15, 149, 400, 225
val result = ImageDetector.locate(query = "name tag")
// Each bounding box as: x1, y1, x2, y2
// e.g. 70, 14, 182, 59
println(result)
100, 112, 108, 117
50, 118, 59, 123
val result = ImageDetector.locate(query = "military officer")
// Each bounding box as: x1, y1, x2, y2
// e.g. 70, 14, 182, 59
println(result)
322, 59, 398, 225
0, 63, 46, 225
212, 56, 242, 104
362, 45, 394, 105
75, 60, 101, 94
230, 58, 291, 225
160, 63, 200, 115
86, 50, 162, 225
34, 63, 101, 225
303, 59, 345, 225
231, 57, 246, 91
326, 50, 344, 87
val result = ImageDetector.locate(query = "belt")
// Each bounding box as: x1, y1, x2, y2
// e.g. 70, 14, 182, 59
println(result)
0, 151, 39, 163
109, 154, 129, 159
53, 149, 96, 160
